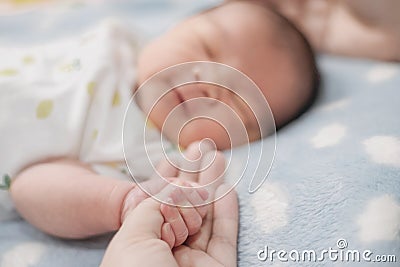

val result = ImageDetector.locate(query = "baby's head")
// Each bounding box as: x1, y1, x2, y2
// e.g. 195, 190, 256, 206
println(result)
136, 0, 318, 150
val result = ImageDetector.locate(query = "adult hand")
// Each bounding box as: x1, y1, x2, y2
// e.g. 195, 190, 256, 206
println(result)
101, 183, 238, 267
174, 183, 238, 267
101, 142, 238, 267
160, 142, 239, 267
101, 194, 178, 267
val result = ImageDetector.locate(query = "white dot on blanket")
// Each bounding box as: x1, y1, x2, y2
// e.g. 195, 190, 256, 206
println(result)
366, 64, 398, 83
311, 123, 346, 148
363, 136, 400, 167
321, 98, 349, 111
356, 195, 400, 243
251, 182, 289, 234
1, 242, 47, 267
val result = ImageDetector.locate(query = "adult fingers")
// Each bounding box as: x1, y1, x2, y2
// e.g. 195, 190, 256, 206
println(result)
199, 151, 226, 185
155, 158, 178, 178
161, 222, 175, 249
119, 197, 164, 241
183, 151, 225, 252
207, 184, 238, 267
181, 182, 209, 218
178, 141, 214, 182
160, 184, 210, 247
104, 197, 178, 267
185, 202, 213, 252
121, 178, 171, 222
169, 186, 205, 236
198, 151, 226, 190
160, 202, 188, 247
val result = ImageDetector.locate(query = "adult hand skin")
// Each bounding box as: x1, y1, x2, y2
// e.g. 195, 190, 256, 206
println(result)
101, 142, 238, 267
101, 184, 238, 267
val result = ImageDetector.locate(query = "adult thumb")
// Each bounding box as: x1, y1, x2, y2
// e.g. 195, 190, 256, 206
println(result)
119, 197, 164, 242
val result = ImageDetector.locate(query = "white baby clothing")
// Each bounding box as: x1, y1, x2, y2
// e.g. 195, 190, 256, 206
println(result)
0, 21, 175, 217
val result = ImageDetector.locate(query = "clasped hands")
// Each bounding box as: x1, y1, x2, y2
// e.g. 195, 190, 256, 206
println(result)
101, 142, 238, 267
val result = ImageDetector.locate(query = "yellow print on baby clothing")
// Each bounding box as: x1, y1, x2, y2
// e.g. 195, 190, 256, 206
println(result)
0, 68, 18, 76
36, 100, 54, 119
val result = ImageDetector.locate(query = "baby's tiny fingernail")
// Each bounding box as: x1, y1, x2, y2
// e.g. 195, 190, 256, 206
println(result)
162, 222, 174, 249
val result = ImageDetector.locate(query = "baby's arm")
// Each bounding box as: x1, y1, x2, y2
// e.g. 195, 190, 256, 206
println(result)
10, 159, 134, 238
10, 157, 209, 240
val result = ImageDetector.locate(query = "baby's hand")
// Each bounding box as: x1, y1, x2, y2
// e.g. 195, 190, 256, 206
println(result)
121, 179, 209, 248
159, 180, 209, 248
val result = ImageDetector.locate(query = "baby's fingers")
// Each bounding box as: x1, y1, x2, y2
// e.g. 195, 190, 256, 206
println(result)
160, 203, 188, 247
159, 181, 209, 246
171, 182, 209, 234
166, 178, 209, 217
180, 182, 209, 219
177, 205, 202, 236
161, 222, 175, 249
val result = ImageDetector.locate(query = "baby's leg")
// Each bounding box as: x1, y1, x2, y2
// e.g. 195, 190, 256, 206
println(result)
10, 159, 134, 239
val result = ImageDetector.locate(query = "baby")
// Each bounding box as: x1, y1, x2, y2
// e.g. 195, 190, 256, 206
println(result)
5, 0, 317, 241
